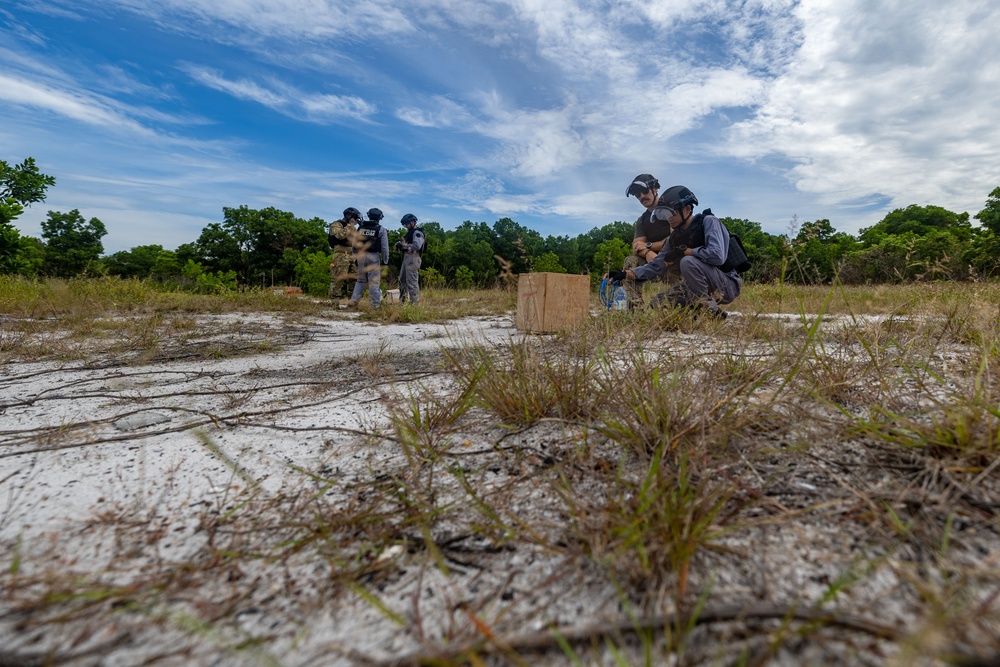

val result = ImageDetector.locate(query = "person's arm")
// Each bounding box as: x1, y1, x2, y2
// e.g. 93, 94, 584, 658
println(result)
379, 228, 390, 264
690, 216, 729, 266
630, 238, 675, 281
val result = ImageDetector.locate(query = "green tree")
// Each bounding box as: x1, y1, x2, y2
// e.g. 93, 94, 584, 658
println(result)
531, 251, 566, 273
847, 204, 973, 283
197, 206, 327, 287
542, 235, 581, 274
1, 157, 56, 274
493, 217, 542, 274
719, 217, 783, 282
294, 250, 335, 296
593, 237, 629, 275
454, 265, 475, 289
151, 250, 182, 282
576, 221, 633, 274
975, 187, 1000, 235
786, 219, 859, 283
41, 209, 107, 277
441, 221, 498, 285
104, 244, 165, 278
859, 205, 969, 246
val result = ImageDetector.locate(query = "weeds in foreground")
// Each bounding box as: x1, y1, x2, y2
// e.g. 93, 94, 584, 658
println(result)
2, 281, 1000, 666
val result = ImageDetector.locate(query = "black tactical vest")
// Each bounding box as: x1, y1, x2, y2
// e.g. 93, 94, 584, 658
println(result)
670, 210, 748, 274
357, 221, 381, 252
404, 226, 425, 255
669, 214, 706, 251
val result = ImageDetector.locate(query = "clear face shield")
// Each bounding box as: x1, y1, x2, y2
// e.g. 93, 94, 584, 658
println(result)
651, 205, 677, 223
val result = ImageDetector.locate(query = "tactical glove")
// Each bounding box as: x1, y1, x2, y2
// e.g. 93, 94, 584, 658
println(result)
608, 270, 627, 282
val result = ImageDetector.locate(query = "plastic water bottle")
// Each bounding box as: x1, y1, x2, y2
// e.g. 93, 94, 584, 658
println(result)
612, 284, 627, 310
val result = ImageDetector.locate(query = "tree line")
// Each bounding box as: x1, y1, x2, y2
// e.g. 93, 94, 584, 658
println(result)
4, 157, 1000, 293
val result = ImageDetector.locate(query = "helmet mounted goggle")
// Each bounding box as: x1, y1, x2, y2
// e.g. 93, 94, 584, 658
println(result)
627, 181, 653, 198
650, 205, 677, 222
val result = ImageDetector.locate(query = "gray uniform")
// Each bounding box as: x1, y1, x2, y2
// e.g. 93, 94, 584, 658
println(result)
632, 212, 741, 315
399, 227, 425, 304
351, 222, 389, 308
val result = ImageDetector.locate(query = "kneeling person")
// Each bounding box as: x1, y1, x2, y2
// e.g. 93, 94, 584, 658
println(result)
609, 186, 742, 319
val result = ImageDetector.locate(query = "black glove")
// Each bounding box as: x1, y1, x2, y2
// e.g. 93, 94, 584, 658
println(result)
663, 244, 687, 263
608, 270, 627, 282
394, 241, 403, 250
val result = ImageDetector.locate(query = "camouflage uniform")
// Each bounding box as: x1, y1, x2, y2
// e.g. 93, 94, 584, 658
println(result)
328, 218, 357, 299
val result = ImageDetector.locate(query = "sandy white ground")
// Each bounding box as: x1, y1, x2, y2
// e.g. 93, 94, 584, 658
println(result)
0, 309, 996, 666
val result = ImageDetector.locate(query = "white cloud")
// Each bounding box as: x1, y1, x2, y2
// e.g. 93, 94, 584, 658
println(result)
727, 0, 1000, 218
93, 0, 415, 39
182, 65, 376, 122
0, 72, 153, 134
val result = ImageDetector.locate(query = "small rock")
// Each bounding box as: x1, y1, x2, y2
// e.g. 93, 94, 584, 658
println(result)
113, 412, 172, 431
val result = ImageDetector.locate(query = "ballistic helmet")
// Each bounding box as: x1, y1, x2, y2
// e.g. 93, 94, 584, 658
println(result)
343, 207, 361, 222
367, 208, 384, 222
658, 186, 698, 211
626, 173, 660, 198
400, 213, 418, 226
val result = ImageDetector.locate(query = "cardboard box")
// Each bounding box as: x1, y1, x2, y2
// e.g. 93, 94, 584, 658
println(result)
516, 273, 591, 333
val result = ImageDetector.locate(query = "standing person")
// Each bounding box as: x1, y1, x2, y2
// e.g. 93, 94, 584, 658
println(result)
328, 207, 360, 300
396, 213, 425, 304
348, 208, 389, 309
622, 174, 671, 310
609, 186, 743, 319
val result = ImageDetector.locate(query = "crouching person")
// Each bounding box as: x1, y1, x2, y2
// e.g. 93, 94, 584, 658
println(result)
609, 186, 742, 319
349, 208, 389, 309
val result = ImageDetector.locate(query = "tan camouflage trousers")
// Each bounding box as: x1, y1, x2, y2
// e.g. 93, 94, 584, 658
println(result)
328, 250, 355, 299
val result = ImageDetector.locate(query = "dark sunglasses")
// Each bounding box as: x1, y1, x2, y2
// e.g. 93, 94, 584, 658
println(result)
628, 182, 652, 197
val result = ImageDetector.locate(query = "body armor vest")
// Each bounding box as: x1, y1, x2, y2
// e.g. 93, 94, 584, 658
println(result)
670, 210, 748, 274
357, 222, 381, 252
404, 226, 424, 255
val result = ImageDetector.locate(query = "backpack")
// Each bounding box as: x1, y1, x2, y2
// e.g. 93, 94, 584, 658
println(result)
700, 209, 752, 275
726, 232, 752, 275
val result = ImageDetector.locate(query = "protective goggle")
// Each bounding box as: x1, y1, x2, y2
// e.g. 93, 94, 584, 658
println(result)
651, 205, 677, 222
627, 181, 654, 197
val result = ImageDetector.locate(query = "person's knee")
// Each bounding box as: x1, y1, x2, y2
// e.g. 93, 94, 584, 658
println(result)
678, 255, 700, 274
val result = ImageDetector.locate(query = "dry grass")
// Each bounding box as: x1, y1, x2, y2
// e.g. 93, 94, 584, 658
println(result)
0, 276, 998, 665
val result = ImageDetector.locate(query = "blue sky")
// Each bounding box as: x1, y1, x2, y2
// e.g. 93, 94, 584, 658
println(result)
2, 0, 998, 253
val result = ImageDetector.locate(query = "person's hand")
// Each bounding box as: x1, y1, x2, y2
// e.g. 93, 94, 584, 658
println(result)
663, 244, 687, 263
608, 270, 627, 282
632, 240, 646, 255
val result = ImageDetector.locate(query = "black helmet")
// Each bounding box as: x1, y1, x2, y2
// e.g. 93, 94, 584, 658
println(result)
658, 185, 698, 210
343, 207, 361, 222
367, 208, 384, 222
626, 173, 660, 198
400, 213, 417, 226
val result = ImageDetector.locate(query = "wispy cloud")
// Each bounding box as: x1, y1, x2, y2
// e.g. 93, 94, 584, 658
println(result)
182, 65, 376, 123
0, 72, 152, 134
